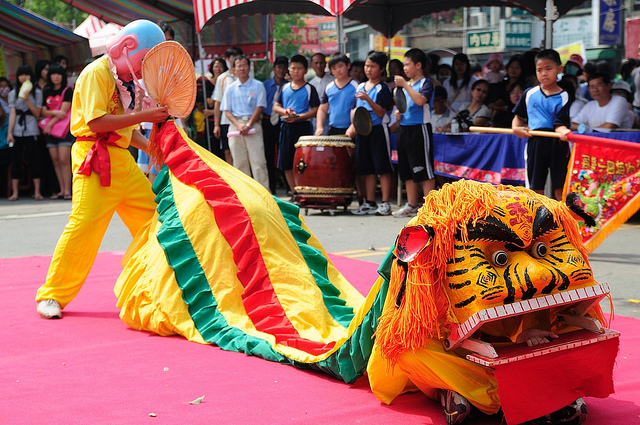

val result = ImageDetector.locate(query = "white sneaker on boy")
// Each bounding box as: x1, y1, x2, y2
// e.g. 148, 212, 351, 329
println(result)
351, 201, 378, 215
392, 202, 419, 218
375, 202, 392, 216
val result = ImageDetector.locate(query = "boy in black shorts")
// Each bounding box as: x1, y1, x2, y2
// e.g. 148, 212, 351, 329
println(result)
392, 48, 435, 218
512, 49, 571, 200
346, 51, 393, 215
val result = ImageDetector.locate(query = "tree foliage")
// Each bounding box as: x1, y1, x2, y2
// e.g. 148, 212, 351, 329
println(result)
273, 14, 306, 58
7, 0, 88, 30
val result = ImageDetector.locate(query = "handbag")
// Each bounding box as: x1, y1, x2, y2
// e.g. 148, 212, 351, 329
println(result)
39, 86, 71, 139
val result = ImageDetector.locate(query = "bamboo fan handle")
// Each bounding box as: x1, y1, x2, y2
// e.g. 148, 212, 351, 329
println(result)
469, 126, 562, 138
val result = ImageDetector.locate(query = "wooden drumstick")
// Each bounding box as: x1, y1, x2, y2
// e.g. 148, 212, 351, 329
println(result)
469, 126, 562, 138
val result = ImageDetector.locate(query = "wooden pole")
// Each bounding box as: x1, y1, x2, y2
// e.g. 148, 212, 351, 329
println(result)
469, 126, 640, 149
469, 126, 562, 138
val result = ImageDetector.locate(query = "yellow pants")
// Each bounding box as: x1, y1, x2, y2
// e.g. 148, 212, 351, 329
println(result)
368, 339, 501, 415
36, 141, 156, 309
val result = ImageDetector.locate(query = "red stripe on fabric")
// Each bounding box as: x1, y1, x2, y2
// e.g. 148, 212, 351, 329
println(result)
158, 122, 335, 356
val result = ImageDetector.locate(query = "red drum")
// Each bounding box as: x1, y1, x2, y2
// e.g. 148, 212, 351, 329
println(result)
293, 136, 355, 197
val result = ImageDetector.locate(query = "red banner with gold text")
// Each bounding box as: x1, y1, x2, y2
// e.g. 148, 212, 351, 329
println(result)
564, 133, 640, 252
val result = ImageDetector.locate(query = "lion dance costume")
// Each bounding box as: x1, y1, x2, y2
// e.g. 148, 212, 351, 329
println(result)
117, 121, 619, 425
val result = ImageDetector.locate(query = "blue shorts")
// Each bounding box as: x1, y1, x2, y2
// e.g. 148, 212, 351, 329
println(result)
277, 121, 312, 171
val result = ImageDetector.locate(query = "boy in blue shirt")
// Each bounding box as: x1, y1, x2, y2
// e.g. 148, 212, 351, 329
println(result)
392, 48, 435, 218
512, 49, 571, 201
316, 53, 358, 135
345, 51, 394, 216
273, 54, 320, 199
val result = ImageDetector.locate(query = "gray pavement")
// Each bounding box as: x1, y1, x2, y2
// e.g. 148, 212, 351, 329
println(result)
1, 195, 638, 319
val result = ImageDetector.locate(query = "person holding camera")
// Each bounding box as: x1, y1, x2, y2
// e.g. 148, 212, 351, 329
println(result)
442, 79, 491, 132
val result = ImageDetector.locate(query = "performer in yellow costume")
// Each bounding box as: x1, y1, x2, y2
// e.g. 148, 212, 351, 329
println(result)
113, 116, 618, 425
35, 20, 170, 319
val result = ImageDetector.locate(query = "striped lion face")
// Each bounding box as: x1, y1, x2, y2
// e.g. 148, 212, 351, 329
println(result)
443, 192, 596, 323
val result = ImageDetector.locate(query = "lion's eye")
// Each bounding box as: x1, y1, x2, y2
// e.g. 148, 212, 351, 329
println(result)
492, 250, 509, 267
531, 241, 548, 258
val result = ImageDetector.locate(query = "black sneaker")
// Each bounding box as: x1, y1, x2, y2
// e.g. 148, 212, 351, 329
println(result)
525, 398, 587, 425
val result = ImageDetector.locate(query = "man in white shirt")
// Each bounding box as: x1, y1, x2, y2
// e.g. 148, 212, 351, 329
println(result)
212, 46, 243, 164
308, 53, 334, 134
221, 55, 269, 189
572, 73, 630, 131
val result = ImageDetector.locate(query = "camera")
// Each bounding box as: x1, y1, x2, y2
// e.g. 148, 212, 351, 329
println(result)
455, 109, 474, 132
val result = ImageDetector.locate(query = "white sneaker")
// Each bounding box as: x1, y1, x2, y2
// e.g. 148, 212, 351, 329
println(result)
376, 202, 392, 216
37, 299, 62, 319
392, 203, 419, 218
351, 201, 378, 215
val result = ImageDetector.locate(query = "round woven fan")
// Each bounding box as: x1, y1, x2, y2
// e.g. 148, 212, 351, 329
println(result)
142, 41, 196, 118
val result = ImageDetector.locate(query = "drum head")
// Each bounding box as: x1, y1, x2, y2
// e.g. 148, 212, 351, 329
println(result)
353, 106, 372, 136
393, 87, 407, 114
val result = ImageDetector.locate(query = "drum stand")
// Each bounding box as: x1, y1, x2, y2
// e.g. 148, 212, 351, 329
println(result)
293, 192, 354, 216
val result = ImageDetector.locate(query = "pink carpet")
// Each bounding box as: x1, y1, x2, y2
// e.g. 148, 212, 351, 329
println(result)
1, 252, 639, 425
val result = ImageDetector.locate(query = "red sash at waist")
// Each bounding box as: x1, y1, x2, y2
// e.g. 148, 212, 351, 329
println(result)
76, 132, 123, 187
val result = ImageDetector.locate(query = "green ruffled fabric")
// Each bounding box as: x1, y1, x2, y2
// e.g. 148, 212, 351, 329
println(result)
153, 167, 390, 383
274, 198, 355, 327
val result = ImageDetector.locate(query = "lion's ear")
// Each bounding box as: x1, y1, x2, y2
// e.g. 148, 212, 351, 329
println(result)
394, 225, 434, 263
565, 192, 597, 227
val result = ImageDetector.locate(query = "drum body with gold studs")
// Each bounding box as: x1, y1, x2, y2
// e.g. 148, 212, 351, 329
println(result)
293, 135, 356, 212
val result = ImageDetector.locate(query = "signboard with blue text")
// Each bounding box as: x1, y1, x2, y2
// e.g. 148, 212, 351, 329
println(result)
599, 0, 622, 45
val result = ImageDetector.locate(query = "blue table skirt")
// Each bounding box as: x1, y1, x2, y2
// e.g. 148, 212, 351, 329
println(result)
433, 133, 527, 185
411, 131, 640, 186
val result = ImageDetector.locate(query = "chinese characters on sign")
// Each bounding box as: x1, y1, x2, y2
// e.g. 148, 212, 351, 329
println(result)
467, 21, 534, 54
581, 155, 638, 176
292, 27, 319, 45
504, 21, 532, 49
467, 31, 500, 49
373, 35, 406, 52
466, 30, 501, 54
599, 0, 622, 45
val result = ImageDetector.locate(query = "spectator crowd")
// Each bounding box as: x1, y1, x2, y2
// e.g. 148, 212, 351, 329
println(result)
3, 40, 640, 219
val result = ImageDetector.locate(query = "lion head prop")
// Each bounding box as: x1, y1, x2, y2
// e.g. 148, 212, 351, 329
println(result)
376, 180, 610, 363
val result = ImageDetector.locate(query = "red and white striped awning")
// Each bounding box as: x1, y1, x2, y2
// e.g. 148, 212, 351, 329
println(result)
73, 15, 106, 39
192, 0, 355, 32
87, 22, 123, 56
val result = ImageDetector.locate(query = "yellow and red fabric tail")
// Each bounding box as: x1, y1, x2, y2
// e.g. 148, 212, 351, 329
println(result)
115, 121, 388, 383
